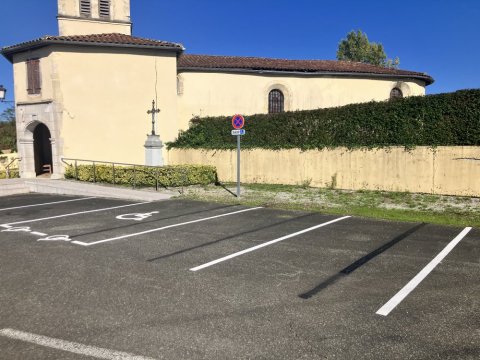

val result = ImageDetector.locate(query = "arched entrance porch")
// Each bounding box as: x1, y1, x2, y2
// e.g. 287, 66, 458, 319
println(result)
33, 123, 53, 176
16, 102, 62, 179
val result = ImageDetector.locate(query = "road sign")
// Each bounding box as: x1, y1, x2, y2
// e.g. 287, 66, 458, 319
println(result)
232, 114, 245, 129
231, 114, 245, 197
231, 129, 246, 135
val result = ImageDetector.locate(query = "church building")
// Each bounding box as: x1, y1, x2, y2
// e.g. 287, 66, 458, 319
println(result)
1, 0, 434, 179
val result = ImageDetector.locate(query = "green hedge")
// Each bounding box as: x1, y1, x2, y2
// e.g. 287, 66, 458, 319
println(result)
167, 89, 480, 150
64, 164, 217, 187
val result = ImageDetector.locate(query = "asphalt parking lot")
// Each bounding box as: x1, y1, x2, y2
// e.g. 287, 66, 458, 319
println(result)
0, 193, 478, 359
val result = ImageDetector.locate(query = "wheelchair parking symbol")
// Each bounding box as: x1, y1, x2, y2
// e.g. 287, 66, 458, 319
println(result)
116, 211, 159, 221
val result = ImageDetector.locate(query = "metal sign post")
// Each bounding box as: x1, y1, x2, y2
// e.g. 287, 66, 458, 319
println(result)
231, 115, 245, 198
236, 133, 241, 197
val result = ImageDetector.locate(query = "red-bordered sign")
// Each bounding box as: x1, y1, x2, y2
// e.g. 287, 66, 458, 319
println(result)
232, 114, 245, 129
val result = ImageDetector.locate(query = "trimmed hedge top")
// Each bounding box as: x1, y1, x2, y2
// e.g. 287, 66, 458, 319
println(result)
167, 89, 480, 150
64, 164, 217, 188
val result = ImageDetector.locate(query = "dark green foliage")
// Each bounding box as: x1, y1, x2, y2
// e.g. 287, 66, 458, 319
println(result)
0, 106, 16, 152
64, 164, 217, 187
167, 90, 480, 150
336, 30, 399, 68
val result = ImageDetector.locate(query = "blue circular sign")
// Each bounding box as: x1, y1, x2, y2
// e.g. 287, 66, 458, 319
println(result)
232, 114, 245, 129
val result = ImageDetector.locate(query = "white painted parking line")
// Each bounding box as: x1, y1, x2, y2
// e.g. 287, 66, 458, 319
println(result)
31, 232, 48, 236
72, 207, 263, 246
190, 216, 351, 272
0, 197, 97, 212
0, 328, 156, 360
376, 227, 472, 316
2, 202, 151, 226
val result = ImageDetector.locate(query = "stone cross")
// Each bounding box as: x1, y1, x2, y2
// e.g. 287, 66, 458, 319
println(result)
147, 100, 160, 135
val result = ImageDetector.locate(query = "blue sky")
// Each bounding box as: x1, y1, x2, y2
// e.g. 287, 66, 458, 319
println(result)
1, 0, 479, 114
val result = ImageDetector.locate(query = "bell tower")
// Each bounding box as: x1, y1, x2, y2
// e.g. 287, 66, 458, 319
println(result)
57, 0, 132, 36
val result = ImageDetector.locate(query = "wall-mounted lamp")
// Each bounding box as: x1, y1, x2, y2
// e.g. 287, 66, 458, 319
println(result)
0, 85, 14, 103
0, 85, 6, 101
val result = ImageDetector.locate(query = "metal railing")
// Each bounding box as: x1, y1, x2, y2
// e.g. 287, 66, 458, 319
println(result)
0, 157, 20, 179
61, 157, 186, 192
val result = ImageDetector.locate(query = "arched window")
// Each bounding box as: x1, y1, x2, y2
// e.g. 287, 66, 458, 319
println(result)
268, 89, 284, 113
390, 87, 403, 100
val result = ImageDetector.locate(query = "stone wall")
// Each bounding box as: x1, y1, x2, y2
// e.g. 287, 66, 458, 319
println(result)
167, 147, 480, 197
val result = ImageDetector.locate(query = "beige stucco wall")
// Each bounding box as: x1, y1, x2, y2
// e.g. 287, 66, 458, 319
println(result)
12, 48, 56, 104
58, 0, 131, 35
54, 47, 178, 165
58, 18, 131, 36
167, 147, 480, 197
177, 71, 426, 131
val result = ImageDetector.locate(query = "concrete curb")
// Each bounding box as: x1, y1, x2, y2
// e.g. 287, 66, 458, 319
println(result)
0, 179, 174, 201
0, 179, 30, 196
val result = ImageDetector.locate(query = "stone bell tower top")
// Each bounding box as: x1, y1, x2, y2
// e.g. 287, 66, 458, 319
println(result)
58, 0, 132, 36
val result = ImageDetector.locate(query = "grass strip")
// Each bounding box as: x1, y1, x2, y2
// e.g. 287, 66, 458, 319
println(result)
176, 183, 480, 228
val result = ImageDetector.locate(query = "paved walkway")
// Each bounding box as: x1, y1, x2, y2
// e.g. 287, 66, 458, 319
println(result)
0, 178, 174, 201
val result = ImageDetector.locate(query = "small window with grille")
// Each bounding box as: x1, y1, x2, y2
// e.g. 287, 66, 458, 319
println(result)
268, 89, 284, 113
99, 0, 111, 18
390, 87, 403, 100
79, 0, 91, 17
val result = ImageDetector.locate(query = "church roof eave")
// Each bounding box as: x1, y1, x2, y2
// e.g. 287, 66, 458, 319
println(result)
1, 33, 185, 62
177, 54, 434, 86
178, 67, 434, 86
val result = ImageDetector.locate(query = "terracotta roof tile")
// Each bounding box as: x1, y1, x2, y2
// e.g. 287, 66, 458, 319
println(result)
41, 33, 184, 49
178, 54, 434, 85
2, 33, 184, 60
2, 34, 433, 85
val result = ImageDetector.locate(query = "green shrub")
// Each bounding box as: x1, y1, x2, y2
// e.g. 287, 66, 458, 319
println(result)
0, 168, 19, 179
167, 89, 480, 150
0, 114, 17, 152
64, 164, 217, 187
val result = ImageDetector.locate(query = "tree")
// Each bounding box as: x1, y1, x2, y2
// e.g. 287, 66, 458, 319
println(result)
0, 106, 17, 152
336, 30, 399, 68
